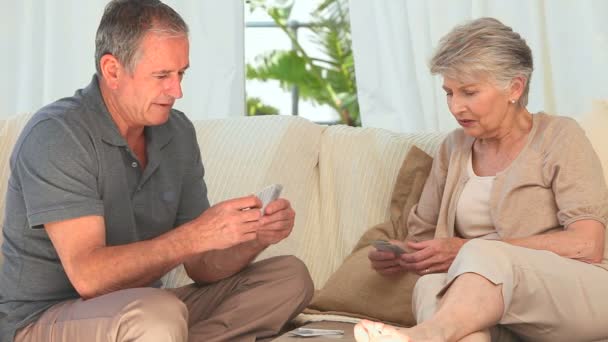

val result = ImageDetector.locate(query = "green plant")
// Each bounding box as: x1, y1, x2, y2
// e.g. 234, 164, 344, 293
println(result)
246, 0, 360, 126
246, 97, 279, 116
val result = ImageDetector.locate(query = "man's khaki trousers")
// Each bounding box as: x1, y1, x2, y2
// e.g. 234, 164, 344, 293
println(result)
15, 256, 314, 342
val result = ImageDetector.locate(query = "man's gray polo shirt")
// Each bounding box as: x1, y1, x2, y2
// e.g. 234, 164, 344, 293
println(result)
0, 75, 210, 341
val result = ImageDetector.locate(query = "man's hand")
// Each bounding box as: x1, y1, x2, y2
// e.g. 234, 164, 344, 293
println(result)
188, 195, 264, 252
184, 196, 295, 284
399, 237, 466, 275
368, 240, 408, 276
255, 198, 296, 247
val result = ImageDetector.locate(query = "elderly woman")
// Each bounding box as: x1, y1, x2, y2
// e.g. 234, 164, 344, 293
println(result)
355, 17, 608, 342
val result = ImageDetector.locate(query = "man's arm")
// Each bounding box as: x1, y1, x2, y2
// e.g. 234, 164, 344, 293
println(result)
183, 198, 296, 284
45, 196, 263, 299
183, 240, 266, 284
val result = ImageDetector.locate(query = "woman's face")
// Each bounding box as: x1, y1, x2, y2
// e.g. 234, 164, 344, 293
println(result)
442, 76, 513, 139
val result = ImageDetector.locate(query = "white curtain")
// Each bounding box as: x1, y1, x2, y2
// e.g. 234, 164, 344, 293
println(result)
349, 0, 608, 133
0, 0, 244, 120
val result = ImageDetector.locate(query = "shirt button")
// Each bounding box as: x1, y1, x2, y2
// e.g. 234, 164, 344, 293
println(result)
131, 161, 138, 168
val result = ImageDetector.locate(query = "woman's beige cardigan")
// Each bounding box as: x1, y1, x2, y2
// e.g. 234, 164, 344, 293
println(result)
407, 113, 608, 270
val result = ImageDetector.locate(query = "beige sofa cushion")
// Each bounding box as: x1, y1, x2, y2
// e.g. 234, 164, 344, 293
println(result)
306, 146, 433, 327
0, 113, 35, 267
164, 115, 325, 287
579, 100, 608, 184
309, 125, 445, 287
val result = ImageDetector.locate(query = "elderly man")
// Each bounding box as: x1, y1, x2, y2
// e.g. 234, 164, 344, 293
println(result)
0, 1, 313, 341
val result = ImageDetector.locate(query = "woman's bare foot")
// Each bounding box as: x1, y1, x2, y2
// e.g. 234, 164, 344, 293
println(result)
354, 320, 408, 341
354, 320, 446, 342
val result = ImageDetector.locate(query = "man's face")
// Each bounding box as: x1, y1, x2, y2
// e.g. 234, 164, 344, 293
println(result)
114, 32, 190, 127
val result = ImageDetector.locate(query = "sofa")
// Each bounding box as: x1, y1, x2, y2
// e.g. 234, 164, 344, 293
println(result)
1, 101, 607, 341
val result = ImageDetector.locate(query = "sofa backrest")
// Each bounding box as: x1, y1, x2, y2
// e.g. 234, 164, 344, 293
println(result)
0, 113, 35, 267
164, 115, 326, 287
303, 125, 445, 286
580, 100, 608, 185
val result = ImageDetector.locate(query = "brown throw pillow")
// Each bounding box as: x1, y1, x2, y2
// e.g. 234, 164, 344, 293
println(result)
305, 145, 433, 326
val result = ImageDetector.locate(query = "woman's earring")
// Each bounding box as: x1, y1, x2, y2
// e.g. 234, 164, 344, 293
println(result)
510, 99, 516, 104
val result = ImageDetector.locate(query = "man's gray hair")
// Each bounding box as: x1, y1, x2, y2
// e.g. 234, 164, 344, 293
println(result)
95, 0, 189, 76
430, 17, 533, 106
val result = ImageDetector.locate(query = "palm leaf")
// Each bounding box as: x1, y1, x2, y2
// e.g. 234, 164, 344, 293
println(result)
247, 50, 335, 108
246, 0, 360, 125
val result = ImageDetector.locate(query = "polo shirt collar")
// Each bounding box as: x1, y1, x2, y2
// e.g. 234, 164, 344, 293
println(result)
81, 74, 174, 150
145, 121, 174, 151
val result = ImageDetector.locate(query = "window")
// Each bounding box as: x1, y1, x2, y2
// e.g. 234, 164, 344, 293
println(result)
245, 0, 359, 126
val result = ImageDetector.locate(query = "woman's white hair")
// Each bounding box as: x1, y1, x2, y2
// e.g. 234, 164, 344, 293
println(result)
430, 17, 533, 106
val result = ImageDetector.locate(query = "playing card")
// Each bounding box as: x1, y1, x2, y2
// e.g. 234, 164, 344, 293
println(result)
372, 239, 405, 255
288, 328, 344, 337
255, 184, 283, 214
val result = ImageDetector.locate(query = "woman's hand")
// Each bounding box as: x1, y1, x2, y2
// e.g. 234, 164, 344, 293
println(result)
399, 238, 466, 275
368, 240, 409, 276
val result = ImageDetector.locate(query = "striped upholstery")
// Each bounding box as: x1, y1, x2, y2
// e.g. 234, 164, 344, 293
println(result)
164, 115, 325, 287
0, 113, 35, 267
302, 126, 444, 286
580, 100, 608, 184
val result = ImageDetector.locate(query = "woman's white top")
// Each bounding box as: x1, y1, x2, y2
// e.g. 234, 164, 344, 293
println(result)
455, 153, 500, 240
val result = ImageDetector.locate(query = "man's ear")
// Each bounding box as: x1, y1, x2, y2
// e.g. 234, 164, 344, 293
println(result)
99, 54, 122, 89
509, 76, 526, 102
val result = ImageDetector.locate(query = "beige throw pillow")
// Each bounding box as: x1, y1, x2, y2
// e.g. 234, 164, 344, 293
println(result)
305, 146, 433, 326
579, 100, 608, 184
